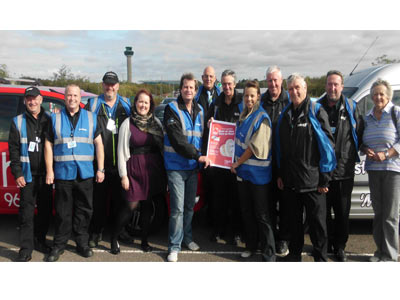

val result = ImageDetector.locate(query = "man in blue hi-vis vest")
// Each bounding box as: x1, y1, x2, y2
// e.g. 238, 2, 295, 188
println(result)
8, 86, 53, 262
44, 84, 105, 262
276, 73, 336, 262
85, 71, 131, 249
164, 73, 210, 262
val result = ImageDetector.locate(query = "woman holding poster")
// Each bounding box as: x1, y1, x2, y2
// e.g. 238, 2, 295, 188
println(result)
206, 69, 243, 244
230, 80, 276, 262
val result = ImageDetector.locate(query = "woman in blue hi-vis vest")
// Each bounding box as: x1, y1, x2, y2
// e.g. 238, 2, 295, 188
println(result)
231, 80, 276, 262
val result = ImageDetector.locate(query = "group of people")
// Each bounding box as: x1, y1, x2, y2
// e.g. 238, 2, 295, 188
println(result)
8, 66, 400, 263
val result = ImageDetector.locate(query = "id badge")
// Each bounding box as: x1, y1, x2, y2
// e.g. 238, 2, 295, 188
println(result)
107, 119, 116, 134
28, 141, 36, 152
67, 140, 77, 149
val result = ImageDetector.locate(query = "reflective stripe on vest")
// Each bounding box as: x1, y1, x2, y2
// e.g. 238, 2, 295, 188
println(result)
14, 114, 33, 183
90, 97, 99, 113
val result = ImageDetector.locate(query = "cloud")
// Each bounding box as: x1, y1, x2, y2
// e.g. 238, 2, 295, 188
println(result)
1, 30, 400, 83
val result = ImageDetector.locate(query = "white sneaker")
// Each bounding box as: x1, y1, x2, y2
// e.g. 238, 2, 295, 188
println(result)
186, 241, 200, 251
369, 256, 380, 262
167, 252, 178, 262
241, 251, 253, 258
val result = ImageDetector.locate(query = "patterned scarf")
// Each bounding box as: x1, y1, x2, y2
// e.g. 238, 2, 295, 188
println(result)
130, 109, 164, 150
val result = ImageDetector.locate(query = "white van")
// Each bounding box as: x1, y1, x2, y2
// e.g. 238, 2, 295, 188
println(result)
343, 63, 400, 218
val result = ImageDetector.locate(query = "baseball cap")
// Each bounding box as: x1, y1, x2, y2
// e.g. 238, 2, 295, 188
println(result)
24, 86, 41, 97
102, 71, 119, 84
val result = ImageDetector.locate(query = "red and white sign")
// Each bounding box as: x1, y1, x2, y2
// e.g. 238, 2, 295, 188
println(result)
207, 120, 236, 169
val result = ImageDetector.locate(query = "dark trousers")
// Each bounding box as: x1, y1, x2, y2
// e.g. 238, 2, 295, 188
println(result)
18, 176, 52, 254
285, 188, 328, 262
89, 172, 123, 236
326, 178, 354, 251
238, 179, 275, 260
53, 178, 93, 249
269, 178, 290, 242
210, 167, 242, 237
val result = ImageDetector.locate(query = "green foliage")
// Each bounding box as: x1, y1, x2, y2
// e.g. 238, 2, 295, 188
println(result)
305, 76, 326, 97
0, 64, 9, 78
372, 55, 400, 66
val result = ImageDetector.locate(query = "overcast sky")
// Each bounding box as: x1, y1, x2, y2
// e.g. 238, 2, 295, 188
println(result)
2, 1, 400, 83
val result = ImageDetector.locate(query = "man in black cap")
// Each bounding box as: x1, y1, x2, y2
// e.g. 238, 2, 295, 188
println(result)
85, 71, 131, 250
8, 86, 53, 261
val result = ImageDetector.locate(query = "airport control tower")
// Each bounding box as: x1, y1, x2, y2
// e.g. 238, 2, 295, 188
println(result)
124, 46, 134, 83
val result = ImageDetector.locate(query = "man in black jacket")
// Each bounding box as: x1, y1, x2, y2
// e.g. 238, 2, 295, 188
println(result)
318, 70, 364, 262
260, 66, 290, 256
276, 73, 336, 262
205, 69, 243, 244
85, 72, 131, 248
195, 66, 221, 228
8, 87, 52, 262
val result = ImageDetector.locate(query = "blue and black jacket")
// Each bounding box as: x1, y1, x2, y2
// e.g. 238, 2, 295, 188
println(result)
276, 96, 336, 192
9, 108, 50, 182
163, 96, 204, 171
318, 94, 364, 180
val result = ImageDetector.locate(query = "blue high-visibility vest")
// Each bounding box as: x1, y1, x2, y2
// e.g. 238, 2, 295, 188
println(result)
88, 94, 131, 117
235, 105, 272, 185
51, 108, 96, 180
164, 101, 204, 170
13, 114, 32, 183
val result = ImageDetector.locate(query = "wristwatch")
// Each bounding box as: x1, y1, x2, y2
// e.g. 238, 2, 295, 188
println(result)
97, 169, 105, 173
384, 150, 390, 160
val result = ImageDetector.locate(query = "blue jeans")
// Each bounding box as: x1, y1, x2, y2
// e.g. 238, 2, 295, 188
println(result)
167, 169, 198, 252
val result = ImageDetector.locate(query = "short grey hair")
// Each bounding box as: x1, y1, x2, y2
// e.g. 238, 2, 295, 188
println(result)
287, 73, 306, 88
371, 78, 393, 101
266, 65, 282, 78
221, 69, 236, 83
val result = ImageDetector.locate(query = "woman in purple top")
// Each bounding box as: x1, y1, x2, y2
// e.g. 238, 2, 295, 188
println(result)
110, 89, 166, 254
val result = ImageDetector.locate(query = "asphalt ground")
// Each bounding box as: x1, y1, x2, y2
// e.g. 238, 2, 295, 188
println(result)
1, 209, 399, 300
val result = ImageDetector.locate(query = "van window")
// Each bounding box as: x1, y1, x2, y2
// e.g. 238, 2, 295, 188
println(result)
392, 90, 400, 106
357, 94, 372, 116
42, 98, 64, 114
0, 94, 20, 141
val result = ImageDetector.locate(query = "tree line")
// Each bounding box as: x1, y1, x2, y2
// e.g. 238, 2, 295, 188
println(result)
1, 55, 399, 104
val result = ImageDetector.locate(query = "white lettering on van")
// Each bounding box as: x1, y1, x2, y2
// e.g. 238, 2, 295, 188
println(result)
360, 193, 371, 207
354, 160, 366, 175
4, 192, 19, 207
2, 152, 10, 188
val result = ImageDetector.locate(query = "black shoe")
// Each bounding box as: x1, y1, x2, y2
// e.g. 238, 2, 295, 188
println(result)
327, 243, 334, 254
77, 246, 93, 258
17, 251, 32, 262
88, 233, 101, 248
110, 239, 120, 255
283, 254, 302, 262
276, 240, 289, 257
141, 241, 153, 253
209, 232, 220, 242
334, 248, 347, 262
34, 238, 51, 254
47, 248, 64, 262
